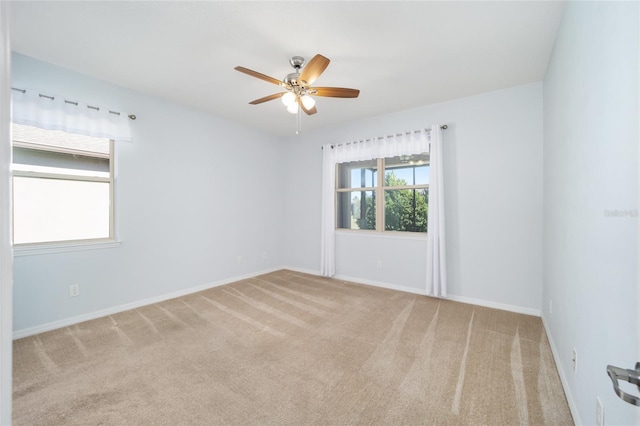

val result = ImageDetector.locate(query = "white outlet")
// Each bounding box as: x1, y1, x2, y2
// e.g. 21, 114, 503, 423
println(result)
376, 260, 383, 269
596, 396, 604, 426
549, 300, 552, 314
572, 348, 578, 373
262, 252, 268, 260
237, 256, 243, 264
69, 284, 80, 298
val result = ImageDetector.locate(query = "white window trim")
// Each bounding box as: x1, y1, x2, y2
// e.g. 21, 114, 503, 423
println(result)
335, 229, 427, 240
13, 239, 122, 257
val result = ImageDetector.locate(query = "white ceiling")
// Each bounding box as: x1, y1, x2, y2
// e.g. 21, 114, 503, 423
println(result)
9, 1, 565, 137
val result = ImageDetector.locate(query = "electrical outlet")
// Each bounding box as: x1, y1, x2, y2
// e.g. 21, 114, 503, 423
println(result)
549, 300, 552, 314
237, 256, 243, 265
596, 396, 604, 426
572, 348, 578, 373
262, 252, 268, 260
376, 260, 383, 269
69, 284, 80, 298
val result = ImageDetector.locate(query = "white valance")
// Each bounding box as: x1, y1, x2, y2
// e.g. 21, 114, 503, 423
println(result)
12, 88, 133, 142
332, 130, 430, 163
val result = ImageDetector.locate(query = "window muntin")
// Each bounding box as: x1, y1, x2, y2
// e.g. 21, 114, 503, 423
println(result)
11, 124, 114, 246
336, 154, 429, 234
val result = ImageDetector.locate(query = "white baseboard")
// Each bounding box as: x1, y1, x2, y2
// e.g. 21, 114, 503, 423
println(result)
445, 294, 541, 317
281, 266, 323, 277
333, 273, 429, 296
283, 267, 541, 317
12, 267, 282, 340
541, 315, 580, 425
283, 268, 428, 297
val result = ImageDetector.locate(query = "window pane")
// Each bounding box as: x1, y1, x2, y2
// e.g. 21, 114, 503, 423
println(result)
337, 160, 377, 189
13, 146, 110, 177
384, 154, 429, 186
384, 188, 428, 232
336, 190, 376, 230
13, 176, 110, 244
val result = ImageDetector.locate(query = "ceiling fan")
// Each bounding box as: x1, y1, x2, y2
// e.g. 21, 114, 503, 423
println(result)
234, 54, 360, 133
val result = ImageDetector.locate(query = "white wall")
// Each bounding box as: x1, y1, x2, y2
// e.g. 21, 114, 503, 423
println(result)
283, 82, 544, 314
11, 53, 286, 335
542, 2, 639, 425
0, 2, 12, 424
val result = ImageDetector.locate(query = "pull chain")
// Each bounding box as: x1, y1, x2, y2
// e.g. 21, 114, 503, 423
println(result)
295, 107, 302, 134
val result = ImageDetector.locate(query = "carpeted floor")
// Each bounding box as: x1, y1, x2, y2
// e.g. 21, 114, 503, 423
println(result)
13, 270, 573, 425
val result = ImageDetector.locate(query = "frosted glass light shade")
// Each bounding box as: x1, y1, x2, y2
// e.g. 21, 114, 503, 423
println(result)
281, 92, 296, 106
301, 95, 316, 110
286, 102, 299, 114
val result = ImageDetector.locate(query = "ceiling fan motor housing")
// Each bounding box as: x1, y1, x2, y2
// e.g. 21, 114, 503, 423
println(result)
284, 72, 301, 86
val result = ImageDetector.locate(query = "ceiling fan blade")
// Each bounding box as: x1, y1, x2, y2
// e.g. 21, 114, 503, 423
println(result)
311, 87, 360, 98
298, 54, 330, 87
234, 66, 283, 87
249, 93, 286, 105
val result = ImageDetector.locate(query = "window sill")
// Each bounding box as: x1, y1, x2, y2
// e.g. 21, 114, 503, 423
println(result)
335, 230, 427, 240
13, 240, 121, 257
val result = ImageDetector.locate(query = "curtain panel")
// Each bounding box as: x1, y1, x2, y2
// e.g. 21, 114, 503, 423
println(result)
426, 126, 446, 297
12, 88, 133, 142
320, 145, 336, 277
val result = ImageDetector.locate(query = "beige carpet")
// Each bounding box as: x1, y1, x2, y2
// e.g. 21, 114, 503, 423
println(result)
13, 270, 573, 425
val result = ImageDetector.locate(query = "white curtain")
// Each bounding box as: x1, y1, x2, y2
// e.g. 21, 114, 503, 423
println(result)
12, 88, 133, 142
320, 145, 336, 276
426, 125, 447, 296
319, 129, 433, 277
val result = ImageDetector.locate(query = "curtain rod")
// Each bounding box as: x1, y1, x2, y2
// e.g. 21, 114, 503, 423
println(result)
322, 125, 447, 150
11, 87, 137, 120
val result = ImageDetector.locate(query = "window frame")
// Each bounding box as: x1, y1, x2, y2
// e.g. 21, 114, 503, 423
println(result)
11, 136, 116, 248
335, 156, 429, 235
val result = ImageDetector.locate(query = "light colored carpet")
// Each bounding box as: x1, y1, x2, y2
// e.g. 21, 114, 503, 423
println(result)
13, 270, 573, 425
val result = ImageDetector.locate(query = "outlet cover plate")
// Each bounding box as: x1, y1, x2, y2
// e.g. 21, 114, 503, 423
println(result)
69, 285, 80, 297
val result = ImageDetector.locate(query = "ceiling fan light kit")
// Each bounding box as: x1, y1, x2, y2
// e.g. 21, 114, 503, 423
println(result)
286, 102, 299, 114
301, 95, 316, 110
281, 92, 296, 107
235, 54, 360, 134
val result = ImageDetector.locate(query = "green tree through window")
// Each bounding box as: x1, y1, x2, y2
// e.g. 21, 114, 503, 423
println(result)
365, 172, 428, 232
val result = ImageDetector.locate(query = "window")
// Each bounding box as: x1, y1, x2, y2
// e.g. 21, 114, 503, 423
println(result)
11, 124, 114, 245
336, 153, 429, 233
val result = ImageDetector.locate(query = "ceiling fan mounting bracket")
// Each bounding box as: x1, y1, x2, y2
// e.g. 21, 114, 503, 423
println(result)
289, 56, 305, 70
